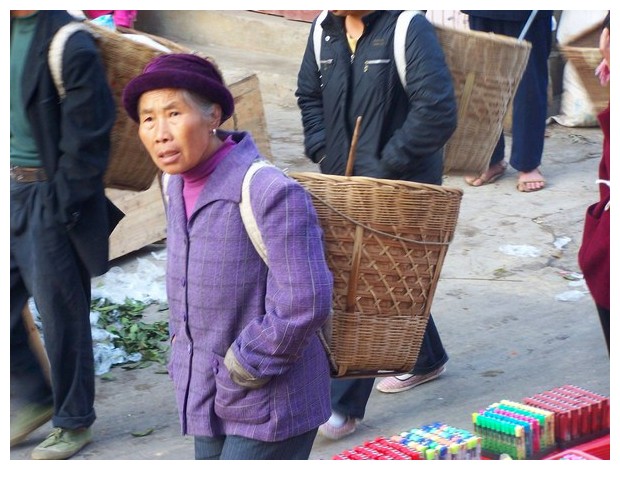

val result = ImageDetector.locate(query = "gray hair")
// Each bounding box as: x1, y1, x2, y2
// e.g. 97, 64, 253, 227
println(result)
181, 90, 218, 122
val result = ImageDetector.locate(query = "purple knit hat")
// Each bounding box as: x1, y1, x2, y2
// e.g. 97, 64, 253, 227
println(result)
122, 53, 234, 124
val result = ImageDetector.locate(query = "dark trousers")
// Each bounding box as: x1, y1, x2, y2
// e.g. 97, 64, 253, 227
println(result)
194, 429, 318, 460
10, 179, 96, 430
468, 14, 552, 172
330, 313, 448, 419
597, 305, 610, 355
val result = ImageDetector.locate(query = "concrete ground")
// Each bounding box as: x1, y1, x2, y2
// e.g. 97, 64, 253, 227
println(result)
10, 12, 612, 469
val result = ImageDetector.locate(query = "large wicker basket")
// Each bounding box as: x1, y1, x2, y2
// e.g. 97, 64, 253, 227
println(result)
434, 25, 532, 175
559, 46, 608, 114
87, 23, 215, 191
558, 19, 609, 116
289, 172, 463, 378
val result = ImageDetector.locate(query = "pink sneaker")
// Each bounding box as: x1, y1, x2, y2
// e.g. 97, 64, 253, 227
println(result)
376, 364, 446, 394
318, 417, 358, 440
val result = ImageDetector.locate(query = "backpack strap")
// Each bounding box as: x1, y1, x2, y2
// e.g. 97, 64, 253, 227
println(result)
394, 10, 424, 90
240, 160, 276, 265
312, 10, 329, 74
312, 10, 424, 90
48, 22, 92, 100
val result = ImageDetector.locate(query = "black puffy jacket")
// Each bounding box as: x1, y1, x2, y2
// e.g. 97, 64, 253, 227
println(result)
296, 10, 457, 184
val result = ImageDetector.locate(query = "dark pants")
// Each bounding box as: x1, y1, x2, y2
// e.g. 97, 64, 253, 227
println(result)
468, 14, 552, 172
10, 179, 96, 431
330, 313, 448, 419
596, 305, 610, 355
194, 429, 318, 460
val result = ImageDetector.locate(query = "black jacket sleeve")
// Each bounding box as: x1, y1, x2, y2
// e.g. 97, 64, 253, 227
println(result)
380, 15, 457, 174
52, 29, 116, 227
295, 17, 327, 164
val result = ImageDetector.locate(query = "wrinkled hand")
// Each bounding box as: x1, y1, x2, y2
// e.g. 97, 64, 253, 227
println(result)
224, 347, 270, 389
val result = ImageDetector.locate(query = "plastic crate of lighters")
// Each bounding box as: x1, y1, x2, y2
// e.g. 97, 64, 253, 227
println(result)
333, 423, 481, 460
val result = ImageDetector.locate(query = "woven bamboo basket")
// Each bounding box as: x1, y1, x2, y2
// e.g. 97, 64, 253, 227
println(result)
289, 172, 463, 378
434, 25, 532, 175
87, 23, 218, 191
558, 18, 609, 115
559, 42, 609, 115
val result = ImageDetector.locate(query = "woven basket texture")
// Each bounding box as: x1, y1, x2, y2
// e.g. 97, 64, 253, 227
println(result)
290, 172, 463, 378
435, 26, 531, 175
559, 46, 609, 114
89, 24, 218, 191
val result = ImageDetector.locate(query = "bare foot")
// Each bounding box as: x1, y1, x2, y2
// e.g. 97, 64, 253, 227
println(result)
517, 168, 545, 192
464, 161, 508, 187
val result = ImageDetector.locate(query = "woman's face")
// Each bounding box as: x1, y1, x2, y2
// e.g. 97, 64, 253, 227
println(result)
137, 88, 217, 175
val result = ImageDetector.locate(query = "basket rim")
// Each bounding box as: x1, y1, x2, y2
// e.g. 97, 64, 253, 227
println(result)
289, 172, 464, 196
435, 23, 534, 49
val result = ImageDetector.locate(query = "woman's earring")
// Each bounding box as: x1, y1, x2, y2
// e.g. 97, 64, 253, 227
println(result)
212, 128, 217, 136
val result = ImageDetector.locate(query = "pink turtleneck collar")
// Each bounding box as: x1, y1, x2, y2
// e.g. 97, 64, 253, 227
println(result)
181, 134, 236, 218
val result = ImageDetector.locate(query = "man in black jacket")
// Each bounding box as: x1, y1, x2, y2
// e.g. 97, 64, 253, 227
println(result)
10, 10, 123, 459
296, 10, 456, 440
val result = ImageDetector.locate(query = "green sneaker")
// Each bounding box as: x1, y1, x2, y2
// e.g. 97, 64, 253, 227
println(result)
10, 403, 53, 447
31, 427, 92, 460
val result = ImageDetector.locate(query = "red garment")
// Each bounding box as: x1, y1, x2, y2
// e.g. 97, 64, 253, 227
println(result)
578, 105, 610, 310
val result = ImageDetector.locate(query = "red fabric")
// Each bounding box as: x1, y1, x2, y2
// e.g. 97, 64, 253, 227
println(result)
578, 106, 610, 309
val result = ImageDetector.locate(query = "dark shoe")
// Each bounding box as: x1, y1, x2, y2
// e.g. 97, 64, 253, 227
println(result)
10, 403, 53, 447
31, 427, 92, 460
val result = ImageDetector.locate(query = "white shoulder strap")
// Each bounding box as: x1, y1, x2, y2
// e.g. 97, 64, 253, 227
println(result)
48, 22, 92, 100
394, 10, 424, 90
313, 10, 329, 73
240, 160, 274, 265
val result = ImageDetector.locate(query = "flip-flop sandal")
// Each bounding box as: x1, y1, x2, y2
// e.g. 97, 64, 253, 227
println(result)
517, 180, 546, 192
465, 162, 507, 187
517, 169, 546, 192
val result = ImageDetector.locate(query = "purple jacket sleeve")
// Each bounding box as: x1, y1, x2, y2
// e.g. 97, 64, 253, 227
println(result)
229, 168, 333, 379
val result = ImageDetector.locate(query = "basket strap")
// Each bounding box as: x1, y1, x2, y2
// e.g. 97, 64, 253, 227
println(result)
240, 159, 275, 265
394, 10, 425, 90
518, 10, 538, 41
48, 22, 93, 100
312, 10, 329, 76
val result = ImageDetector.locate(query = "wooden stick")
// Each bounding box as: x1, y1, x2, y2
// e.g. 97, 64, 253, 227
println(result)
22, 305, 51, 386
345, 116, 363, 176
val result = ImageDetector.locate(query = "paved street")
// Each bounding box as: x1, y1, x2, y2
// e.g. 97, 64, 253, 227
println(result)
9, 11, 612, 472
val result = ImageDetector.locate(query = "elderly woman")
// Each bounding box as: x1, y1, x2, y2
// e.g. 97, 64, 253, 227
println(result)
122, 53, 333, 460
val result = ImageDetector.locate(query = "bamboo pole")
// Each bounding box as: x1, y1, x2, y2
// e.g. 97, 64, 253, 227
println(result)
345, 116, 363, 176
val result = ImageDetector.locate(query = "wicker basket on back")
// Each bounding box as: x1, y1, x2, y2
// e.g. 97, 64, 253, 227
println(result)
286, 25, 533, 378
289, 172, 463, 378
434, 25, 532, 175
86, 23, 216, 191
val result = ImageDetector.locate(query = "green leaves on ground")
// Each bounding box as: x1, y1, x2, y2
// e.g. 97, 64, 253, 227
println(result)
92, 298, 169, 368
